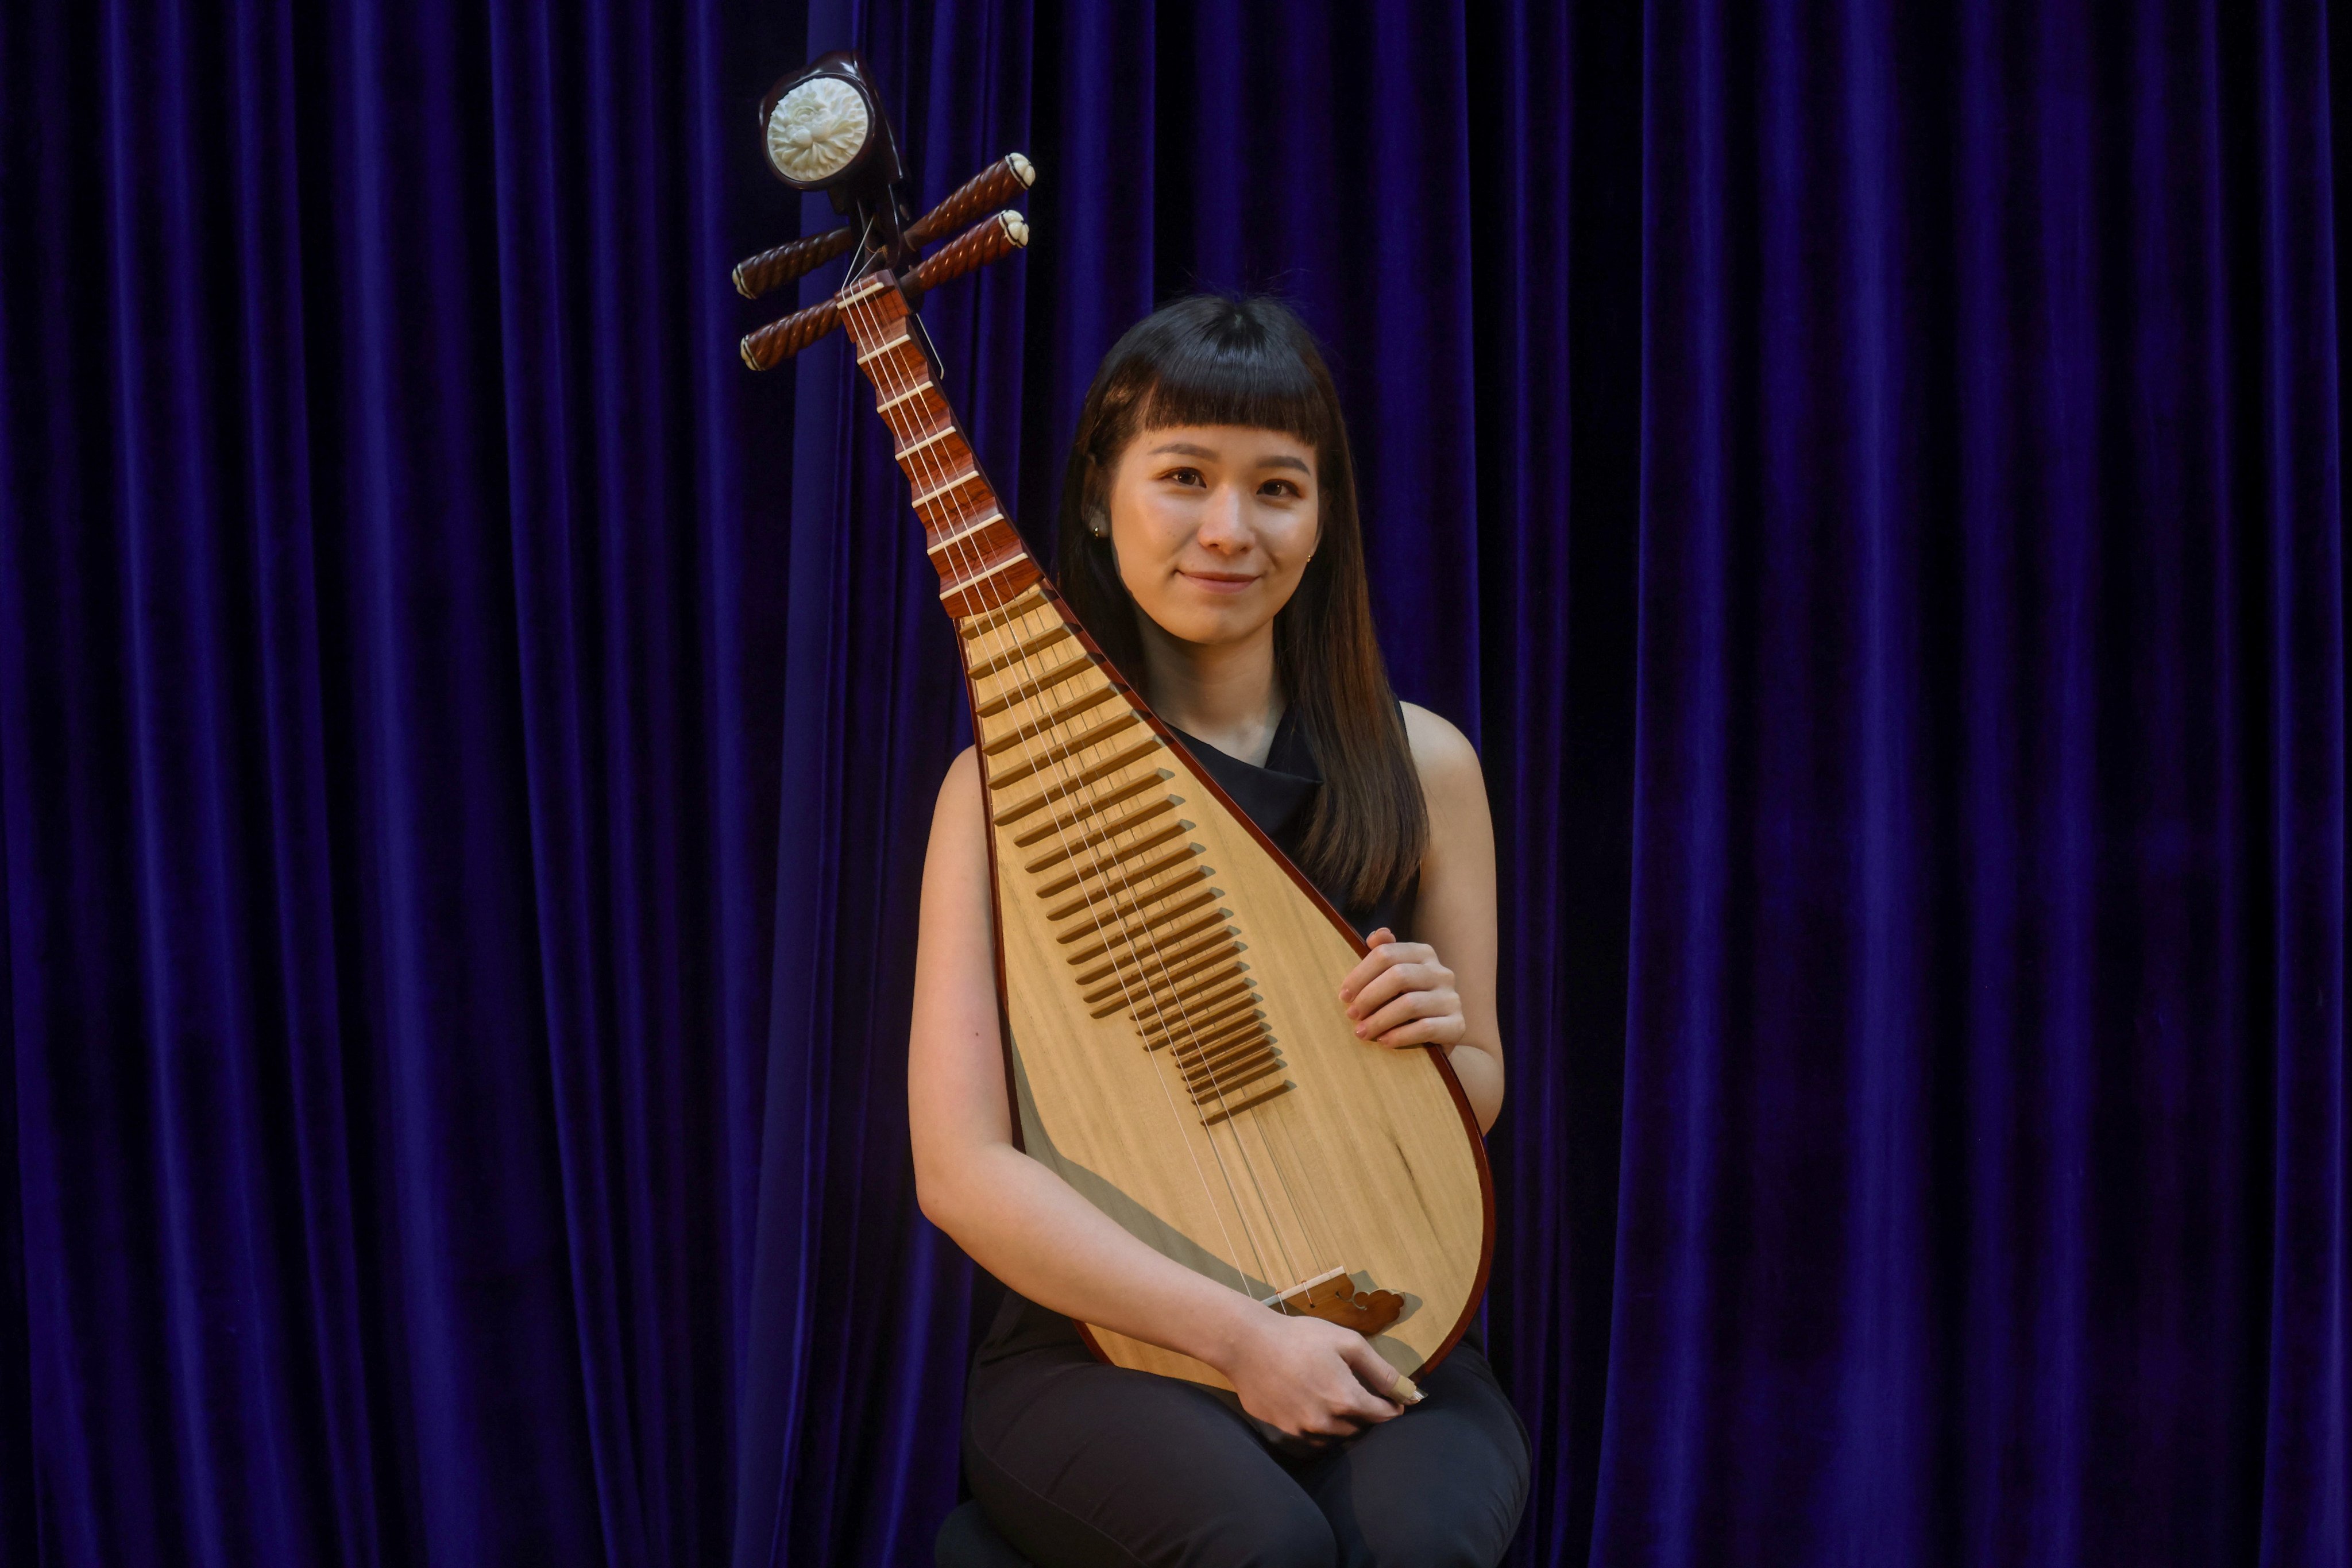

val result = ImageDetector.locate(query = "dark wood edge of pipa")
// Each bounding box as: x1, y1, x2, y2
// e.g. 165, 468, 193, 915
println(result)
1011, 578, 1498, 1382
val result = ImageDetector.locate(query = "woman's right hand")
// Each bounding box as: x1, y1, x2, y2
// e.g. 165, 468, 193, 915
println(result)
1219, 1311, 1409, 1438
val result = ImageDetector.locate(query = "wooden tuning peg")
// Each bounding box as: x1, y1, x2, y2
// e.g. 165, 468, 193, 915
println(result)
732, 225, 857, 300
906, 153, 1036, 248
903, 211, 1030, 302
740, 298, 841, 370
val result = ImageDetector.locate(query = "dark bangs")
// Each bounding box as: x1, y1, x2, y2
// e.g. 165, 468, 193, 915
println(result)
1054, 295, 1428, 916
1123, 312, 1337, 455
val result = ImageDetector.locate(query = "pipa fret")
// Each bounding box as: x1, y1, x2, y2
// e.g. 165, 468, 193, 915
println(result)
1156, 1011, 1266, 1057
1080, 934, 1239, 1005
1182, 1055, 1281, 1096
1199, 1082, 1297, 1128
1040, 823, 1195, 899
1071, 870, 1215, 934
987, 686, 1119, 754
1067, 909, 1242, 971
1024, 795, 1177, 867
1122, 942, 1241, 997
1100, 958, 1254, 1021
1138, 990, 1260, 1046
988, 712, 1144, 790
977, 654, 1096, 717
1010, 775, 1169, 846
1044, 844, 1203, 918
969, 625, 1076, 679
991, 738, 1164, 824
1072, 909, 1231, 982
1059, 888, 1225, 965
1178, 1020, 1276, 1060
960, 585, 1049, 642
1185, 1053, 1285, 1099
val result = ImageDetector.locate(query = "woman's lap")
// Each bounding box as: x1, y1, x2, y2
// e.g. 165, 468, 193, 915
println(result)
1284, 1343, 1529, 1567
963, 1326, 1528, 1568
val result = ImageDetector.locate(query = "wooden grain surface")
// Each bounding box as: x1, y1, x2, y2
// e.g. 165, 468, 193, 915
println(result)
964, 589, 1489, 1387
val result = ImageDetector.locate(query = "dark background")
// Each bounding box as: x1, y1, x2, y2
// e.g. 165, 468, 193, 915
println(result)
1, 0, 2344, 1563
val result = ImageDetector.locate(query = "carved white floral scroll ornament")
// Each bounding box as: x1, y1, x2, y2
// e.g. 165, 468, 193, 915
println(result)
766, 77, 871, 184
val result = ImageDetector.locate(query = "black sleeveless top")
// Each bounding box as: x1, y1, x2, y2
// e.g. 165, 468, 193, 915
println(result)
976, 703, 1419, 1355
1165, 704, 1418, 942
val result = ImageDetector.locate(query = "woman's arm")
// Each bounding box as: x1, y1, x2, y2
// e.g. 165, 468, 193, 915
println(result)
1335, 704, 1505, 1133
908, 747, 1409, 1436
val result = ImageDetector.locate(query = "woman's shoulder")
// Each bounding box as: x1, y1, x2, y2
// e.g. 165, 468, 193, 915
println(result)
1399, 702, 1481, 789
1399, 704, 1493, 883
935, 743, 984, 808
928, 746, 987, 852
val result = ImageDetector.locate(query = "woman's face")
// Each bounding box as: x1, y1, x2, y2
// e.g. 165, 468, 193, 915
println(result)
1103, 423, 1321, 650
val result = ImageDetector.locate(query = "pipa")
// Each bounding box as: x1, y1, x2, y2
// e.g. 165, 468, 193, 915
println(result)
732, 52, 1492, 1387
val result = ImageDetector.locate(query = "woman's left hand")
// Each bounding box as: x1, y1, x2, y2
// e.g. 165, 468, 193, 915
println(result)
1337, 928, 1466, 1050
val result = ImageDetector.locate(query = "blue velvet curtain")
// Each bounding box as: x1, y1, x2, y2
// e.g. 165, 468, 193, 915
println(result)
0, 1, 2341, 1565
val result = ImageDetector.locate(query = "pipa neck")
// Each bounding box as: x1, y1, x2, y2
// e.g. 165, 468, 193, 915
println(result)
834, 272, 1040, 619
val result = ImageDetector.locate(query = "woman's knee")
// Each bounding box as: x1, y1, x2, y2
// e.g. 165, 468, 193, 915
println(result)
962, 1364, 1338, 1568
1332, 1513, 1503, 1568
1200, 1489, 1335, 1568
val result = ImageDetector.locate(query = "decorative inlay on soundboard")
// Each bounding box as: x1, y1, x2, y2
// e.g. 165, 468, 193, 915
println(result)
963, 588, 1294, 1127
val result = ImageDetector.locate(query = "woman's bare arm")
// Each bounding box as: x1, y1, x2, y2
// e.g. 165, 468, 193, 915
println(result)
1335, 704, 1505, 1133
908, 747, 1408, 1436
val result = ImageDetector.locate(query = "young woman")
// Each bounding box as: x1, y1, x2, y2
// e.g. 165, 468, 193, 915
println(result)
911, 295, 1528, 1567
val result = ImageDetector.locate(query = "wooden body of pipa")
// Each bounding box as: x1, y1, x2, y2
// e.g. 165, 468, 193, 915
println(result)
961, 585, 1493, 1387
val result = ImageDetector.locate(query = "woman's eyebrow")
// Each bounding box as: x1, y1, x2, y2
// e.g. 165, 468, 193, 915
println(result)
1144, 440, 1309, 474
1145, 441, 1309, 476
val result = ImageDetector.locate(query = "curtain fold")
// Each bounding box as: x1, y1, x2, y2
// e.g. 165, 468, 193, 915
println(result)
0, 2, 2341, 1565
1600, 2, 2345, 1563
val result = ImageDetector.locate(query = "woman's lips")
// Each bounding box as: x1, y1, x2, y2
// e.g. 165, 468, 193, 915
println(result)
1179, 570, 1259, 596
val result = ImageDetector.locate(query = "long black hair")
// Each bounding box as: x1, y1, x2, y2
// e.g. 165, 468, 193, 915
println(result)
1055, 294, 1427, 912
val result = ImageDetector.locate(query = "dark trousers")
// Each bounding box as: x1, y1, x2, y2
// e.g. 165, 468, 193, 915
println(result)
963, 1299, 1529, 1568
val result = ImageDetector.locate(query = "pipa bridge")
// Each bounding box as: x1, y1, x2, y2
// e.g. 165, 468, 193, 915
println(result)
1261, 1267, 1407, 1337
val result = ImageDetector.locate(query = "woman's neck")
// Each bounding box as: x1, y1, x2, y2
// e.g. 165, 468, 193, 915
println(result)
1135, 618, 1283, 767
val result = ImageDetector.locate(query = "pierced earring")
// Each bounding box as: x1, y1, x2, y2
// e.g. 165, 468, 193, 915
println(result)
1086, 509, 1110, 538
